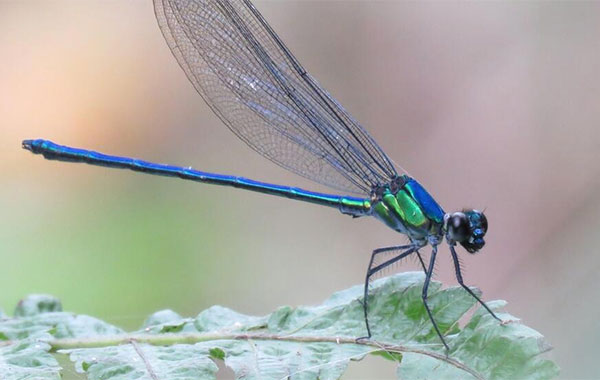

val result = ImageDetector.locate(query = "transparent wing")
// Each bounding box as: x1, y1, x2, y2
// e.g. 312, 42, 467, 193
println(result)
154, 0, 398, 195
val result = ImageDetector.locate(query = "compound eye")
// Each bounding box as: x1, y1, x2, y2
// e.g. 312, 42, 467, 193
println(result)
449, 212, 470, 242
479, 212, 488, 233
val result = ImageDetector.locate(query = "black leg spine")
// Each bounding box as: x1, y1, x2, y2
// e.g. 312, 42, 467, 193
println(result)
449, 244, 501, 322
422, 245, 450, 351
360, 244, 416, 339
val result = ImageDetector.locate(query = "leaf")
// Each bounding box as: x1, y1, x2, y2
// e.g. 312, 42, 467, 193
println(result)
14, 294, 62, 317
69, 343, 218, 380
142, 310, 193, 334
0, 340, 60, 380
0, 294, 124, 380
0, 273, 559, 380
194, 305, 268, 333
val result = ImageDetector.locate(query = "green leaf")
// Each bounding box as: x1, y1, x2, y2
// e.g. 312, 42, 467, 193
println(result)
208, 347, 225, 360
398, 352, 479, 380
14, 294, 62, 317
143, 310, 192, 334
0, 340, 60, 380
0, 273, 559, 380
69, 343, 219, 380
214, 340, 370, 380
0, 295, 125, 380
372, 349, 402, 362
194, 305, 268, 332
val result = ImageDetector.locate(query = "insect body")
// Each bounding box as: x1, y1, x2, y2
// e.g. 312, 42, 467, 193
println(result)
23, 0, 501, 351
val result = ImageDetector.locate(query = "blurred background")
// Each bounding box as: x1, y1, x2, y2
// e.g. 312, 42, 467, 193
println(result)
1, 1, 599, 378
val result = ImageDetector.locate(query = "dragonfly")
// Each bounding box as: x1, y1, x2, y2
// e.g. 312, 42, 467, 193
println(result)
22, 0, 501, 351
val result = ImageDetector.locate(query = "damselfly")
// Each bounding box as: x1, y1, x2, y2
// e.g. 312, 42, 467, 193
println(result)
23, 0, 502, 351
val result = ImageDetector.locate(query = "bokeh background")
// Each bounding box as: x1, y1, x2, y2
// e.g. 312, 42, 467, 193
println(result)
2, 1, 599, 378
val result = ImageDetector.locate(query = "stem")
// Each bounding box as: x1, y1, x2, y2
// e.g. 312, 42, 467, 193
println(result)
39, 332, 484, 380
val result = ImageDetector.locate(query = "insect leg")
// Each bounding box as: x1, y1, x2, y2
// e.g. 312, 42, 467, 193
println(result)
358, 244, 417, 340
415, 249, 427, 273
422, 245, 450, 351
449, 244, 501, 322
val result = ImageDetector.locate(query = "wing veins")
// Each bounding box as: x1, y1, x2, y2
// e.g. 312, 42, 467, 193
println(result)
155, 0, 400, 194
214, 0, 375, 188
242, 0, 396, 180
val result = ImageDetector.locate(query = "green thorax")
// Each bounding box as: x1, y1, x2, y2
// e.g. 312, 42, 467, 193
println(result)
372, 176, 445, 240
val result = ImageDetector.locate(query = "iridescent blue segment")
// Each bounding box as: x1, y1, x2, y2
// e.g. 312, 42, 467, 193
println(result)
22, 139, 372, 216
404, 178, 445, 224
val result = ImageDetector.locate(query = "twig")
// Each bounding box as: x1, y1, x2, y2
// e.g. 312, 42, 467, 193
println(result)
41, 332, 484, 380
